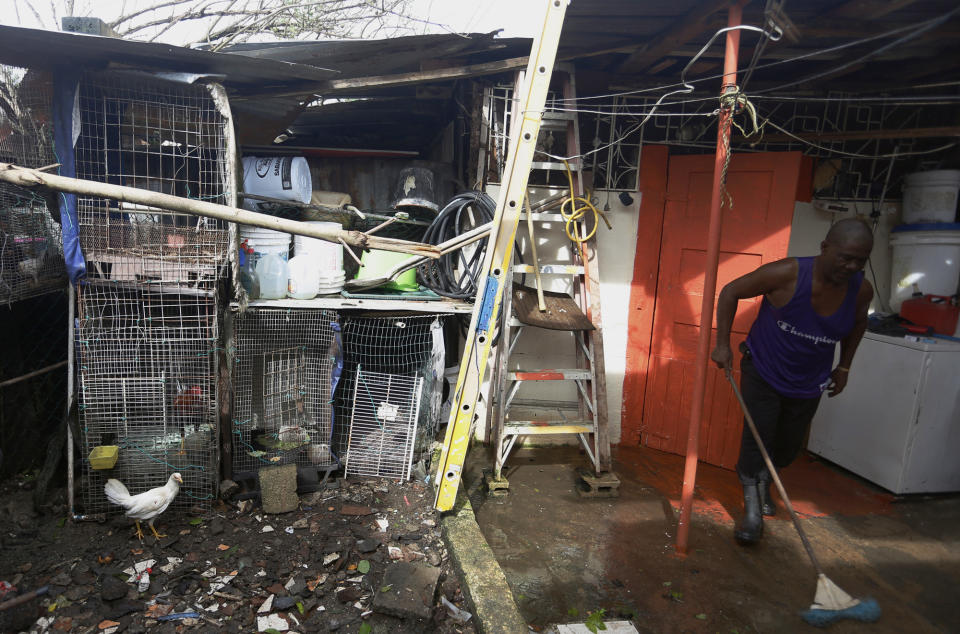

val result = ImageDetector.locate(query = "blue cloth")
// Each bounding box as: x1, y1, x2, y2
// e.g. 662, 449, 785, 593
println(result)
746, 257, 862, 398
53, 72, 86, 285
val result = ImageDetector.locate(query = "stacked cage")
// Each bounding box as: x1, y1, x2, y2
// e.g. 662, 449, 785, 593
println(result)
0, 65, 66, 304
334, 314, 447, 477
74, 73, 233, 514
229, 307, 340, 479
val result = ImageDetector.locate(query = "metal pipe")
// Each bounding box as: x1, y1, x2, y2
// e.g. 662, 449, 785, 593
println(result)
676, 1, 744, 555
67, 284, 76, 520
0, 360, 68, 389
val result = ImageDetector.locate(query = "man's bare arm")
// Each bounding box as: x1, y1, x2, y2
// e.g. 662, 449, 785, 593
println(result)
711, 259, 797, 370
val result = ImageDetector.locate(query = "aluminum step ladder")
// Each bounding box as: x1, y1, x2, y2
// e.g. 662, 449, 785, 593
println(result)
487, 65, 618, 498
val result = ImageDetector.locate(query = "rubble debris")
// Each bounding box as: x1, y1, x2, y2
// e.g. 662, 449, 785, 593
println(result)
373, 562, 441, 620
258, 464, 299, 514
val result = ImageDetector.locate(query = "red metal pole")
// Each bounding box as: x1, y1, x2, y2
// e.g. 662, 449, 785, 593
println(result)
675, 1, 743, 555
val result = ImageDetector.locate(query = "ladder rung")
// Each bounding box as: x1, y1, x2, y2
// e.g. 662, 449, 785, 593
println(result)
512, 264, 584, 275
519, 212, 568, 223
509, 369, 592, 381
542, 111, 577, 122
504, 419, 594, 435
531, 161, 581, 171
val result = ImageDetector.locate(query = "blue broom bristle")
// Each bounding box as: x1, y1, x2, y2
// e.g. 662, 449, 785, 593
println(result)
801, 598, 881, 627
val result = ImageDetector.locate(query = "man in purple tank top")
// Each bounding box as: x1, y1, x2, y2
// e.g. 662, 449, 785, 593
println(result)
711, 218, 874, 545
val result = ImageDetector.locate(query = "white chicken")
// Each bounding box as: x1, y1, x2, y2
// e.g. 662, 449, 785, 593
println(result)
104, 473, 182, 541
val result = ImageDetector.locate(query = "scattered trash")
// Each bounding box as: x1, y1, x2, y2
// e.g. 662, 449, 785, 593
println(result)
256, 613, 290, 632
0, 585, 48, 612
285, 527, 294, 534
306, 574, 328, 591
258, 594, 275, 614
123, 559, 155, 592
376, 518, 389, 532
323, 553, 340, 566
441, 595, 472, 623
388, 546, 403, 560
261, 525, 274, 533
156, 612, 201, 622
158, 557, 182, 574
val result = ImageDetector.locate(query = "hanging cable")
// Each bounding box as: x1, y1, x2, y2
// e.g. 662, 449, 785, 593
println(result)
558, 159, 609, 243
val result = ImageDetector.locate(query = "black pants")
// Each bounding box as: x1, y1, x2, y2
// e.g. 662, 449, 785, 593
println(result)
736, 347, 822, 482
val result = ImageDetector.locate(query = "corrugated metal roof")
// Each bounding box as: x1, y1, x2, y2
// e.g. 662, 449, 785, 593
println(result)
0, 25, 338, 95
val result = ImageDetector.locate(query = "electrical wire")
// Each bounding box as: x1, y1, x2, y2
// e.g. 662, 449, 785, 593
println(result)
753, 116, 958, 158
534, 23, 780, 163
550, 8, 960, 105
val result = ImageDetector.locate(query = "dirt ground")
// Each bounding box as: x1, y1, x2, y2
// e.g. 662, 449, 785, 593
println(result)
469, 445, 960, 634
0, 473, 475, 634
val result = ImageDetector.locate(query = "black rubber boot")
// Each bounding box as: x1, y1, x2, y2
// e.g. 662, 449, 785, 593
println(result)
734, 480, 764, 545
758, 472, 776, 517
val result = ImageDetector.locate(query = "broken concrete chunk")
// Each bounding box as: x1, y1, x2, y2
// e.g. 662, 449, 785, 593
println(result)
258, 464, 299, 514
372, 562, 441, 620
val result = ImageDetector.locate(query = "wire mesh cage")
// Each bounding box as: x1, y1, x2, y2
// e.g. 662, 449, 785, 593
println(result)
74, 72, 232, 289
333, 314, 447, 464
0, 65, 66, 304
345, 369, 423, 481
76, 284, 219, 514
230, 307, 339, 478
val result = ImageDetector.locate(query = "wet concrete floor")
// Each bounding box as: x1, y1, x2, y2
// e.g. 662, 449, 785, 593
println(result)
465, 445, 960, 633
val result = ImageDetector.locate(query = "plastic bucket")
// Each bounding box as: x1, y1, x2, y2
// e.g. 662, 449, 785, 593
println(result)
355, 249, 419, 291
293, 222, 343, 273
888, 223, 960, 312
247, 240, 289, 262
902, 170, 960, 224
242, 156, 312, 210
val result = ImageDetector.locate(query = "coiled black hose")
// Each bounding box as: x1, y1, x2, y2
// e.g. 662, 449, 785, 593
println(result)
418, 191, 523, 300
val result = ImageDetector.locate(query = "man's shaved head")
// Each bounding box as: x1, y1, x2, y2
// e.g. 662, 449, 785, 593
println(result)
824, 218, 874, 248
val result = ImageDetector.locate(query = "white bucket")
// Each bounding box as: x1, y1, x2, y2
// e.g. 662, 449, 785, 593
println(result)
293, 222, 343, 273
242, 156, 312, 210
902, 170, 960, 224
888, 224, 960, 312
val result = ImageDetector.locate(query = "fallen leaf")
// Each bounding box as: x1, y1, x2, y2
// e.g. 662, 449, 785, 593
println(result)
217, 544, 230, 551
696, 613, 707, 620
189, 518, 203, 526
98, 620, 120, 630
347, 564, 356, 571
357, 560, 370, 574
327, 506, 335, 511
131, 549, 143, 555
359, 622, 372, 634
380, 585, 393, 593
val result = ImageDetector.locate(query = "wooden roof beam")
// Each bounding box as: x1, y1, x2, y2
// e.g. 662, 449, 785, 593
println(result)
614, 0, 734, 75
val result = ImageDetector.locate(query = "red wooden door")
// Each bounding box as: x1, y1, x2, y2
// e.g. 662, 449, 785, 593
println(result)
638, 151, 806, 468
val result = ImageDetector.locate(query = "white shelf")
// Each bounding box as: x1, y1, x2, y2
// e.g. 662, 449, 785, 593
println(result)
239, 296, 474, 314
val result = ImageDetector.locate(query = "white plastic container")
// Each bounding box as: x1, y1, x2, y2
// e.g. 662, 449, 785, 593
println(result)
293, 221, 344, 271
287, 254, 321, 300
889, 224, 960, 312
241, 156, 312, 211
256, 252, 289, 299
902, 170, 960, 224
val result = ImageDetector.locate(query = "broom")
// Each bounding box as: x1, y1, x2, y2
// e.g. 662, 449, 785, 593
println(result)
725, 370, 881, 627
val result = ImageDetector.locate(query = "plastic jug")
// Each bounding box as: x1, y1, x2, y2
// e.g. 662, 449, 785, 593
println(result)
287, 254, 320, 300
239, 245, 260, 299
256, 252, 288, 299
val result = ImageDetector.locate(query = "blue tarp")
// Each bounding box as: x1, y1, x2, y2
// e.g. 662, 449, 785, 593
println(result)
53, 72, 86, 285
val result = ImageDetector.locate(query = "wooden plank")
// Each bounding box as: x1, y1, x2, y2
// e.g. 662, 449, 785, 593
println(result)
615, 0, 732, 74
325, 56, 529, 93
826, 0, 922, 19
